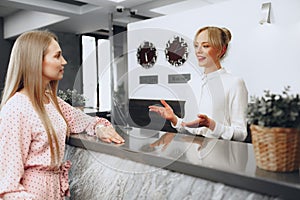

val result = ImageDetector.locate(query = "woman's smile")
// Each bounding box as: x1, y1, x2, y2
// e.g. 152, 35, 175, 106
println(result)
197, 55, 206, 62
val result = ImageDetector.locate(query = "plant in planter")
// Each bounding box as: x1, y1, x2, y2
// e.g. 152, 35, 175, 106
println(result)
247, 86, 300, 172
58, 89, 86, 108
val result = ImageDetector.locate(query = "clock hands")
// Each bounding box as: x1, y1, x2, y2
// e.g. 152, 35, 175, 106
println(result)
144, 48, 156, 63
145, 51, 148, 62
173, 43, 181, 55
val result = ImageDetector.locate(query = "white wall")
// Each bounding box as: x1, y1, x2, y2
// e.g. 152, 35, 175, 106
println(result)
98, 39, 112, 112
82, 36, 97, 108
82, 37, 112, 111
127, 0, 300, 120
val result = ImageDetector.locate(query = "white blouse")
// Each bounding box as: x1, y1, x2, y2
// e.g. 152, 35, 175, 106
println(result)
173, 68, 248, 141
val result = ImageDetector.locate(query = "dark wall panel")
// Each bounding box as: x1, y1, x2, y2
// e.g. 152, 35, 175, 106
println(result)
0, 23, 82, 95
55, 31, 82, 93
0, 18, 13, 93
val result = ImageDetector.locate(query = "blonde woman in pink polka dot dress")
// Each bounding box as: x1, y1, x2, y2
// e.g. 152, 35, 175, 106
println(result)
0, 30, 124, 200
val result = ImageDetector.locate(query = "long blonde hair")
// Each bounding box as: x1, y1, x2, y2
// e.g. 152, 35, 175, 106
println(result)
0, 30, 68, 166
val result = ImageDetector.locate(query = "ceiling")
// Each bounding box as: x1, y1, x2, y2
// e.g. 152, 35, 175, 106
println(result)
0, 0, 229, 38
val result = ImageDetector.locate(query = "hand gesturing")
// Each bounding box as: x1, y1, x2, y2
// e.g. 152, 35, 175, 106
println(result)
182, 114, 215, 130
148, 100, 177, 125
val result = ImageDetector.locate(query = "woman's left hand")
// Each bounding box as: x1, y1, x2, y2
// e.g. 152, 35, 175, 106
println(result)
182, 114, 216, 131
96, 126, 125, 144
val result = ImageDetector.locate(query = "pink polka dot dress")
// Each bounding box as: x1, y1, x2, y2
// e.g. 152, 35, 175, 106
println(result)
0, 92, 111, 200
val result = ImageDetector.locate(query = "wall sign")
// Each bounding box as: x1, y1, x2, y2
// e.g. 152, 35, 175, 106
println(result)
168, 73, 191, 83
139, 75, 158, 84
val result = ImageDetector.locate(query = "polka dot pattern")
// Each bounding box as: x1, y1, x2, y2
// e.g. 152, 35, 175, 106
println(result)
58, 97, 111, 136
0, 92, 111, 199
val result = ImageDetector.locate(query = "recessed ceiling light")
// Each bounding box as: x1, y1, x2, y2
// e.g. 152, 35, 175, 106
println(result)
107, 0, 126, 3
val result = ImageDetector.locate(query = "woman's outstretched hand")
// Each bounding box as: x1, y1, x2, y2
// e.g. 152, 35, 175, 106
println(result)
148, 100, 178, 126
182, 114, 216, 131
96, 126, 125, 144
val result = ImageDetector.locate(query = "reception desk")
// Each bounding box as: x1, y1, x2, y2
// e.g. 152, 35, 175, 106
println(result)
65, 126, 300, 199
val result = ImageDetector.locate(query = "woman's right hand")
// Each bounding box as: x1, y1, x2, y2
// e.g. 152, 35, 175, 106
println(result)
96, 125, 125, 144
148, 100, 178, 126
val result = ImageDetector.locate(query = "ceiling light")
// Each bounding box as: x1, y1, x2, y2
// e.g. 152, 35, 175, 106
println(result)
107, 0, 126, 3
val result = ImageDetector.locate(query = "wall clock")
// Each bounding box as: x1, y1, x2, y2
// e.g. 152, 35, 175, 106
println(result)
165, 36, 189, 67
136, 41, 157, 69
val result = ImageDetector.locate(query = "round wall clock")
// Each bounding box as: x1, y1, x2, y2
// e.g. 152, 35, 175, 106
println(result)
136, 41, 157, 69
165, 36, 189, 67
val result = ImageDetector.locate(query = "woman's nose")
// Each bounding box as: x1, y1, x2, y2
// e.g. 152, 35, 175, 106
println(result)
62, 56, 67, 65
195, 46, 202, 53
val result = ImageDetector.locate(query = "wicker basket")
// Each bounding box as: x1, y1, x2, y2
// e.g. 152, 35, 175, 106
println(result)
250, 124, 300, 172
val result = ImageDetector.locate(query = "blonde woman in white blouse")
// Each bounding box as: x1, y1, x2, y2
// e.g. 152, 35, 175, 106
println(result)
149, 26, 248, 141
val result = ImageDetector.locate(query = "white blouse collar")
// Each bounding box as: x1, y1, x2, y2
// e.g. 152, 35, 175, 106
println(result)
202, 68, 226, 81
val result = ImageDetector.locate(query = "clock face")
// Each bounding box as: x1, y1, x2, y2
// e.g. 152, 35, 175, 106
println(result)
165, 36, 189, 67
136, 41, 157, 69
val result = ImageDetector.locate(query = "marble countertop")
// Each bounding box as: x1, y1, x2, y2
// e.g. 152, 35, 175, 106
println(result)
67, 125, 300, 200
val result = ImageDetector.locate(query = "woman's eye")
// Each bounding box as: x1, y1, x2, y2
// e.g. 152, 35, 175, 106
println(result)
203, 45, 209, 48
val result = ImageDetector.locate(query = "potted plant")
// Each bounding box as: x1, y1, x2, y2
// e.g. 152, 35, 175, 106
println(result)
247, 86, 300, 172
58, 89, 87, 109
